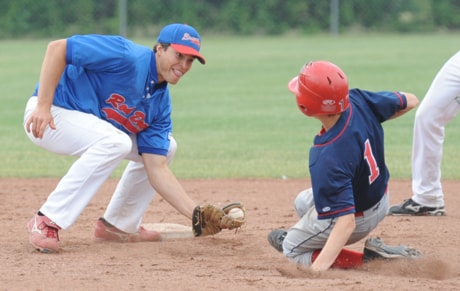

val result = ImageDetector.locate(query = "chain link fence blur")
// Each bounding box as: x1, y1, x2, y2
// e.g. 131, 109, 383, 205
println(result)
0, 0, 458, 38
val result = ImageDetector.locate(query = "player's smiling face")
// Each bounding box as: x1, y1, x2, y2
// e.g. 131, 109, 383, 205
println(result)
156, 45, 195, 85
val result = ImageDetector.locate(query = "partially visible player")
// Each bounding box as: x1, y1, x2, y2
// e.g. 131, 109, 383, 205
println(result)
24, 23, 228, 253
389, 51, 460, 216
268, 61, 421, 271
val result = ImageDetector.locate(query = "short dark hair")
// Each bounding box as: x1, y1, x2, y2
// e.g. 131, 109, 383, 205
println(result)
153, 42, 170, 52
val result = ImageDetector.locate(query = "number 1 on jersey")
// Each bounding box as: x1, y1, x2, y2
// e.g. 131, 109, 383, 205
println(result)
364, 139, 380, 184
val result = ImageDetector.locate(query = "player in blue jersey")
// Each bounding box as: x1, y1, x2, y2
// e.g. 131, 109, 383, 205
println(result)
24, 23, 229, 253
268, 61, 421, 271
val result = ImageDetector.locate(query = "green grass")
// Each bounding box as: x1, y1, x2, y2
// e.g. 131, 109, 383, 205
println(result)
1, 33, 459, 179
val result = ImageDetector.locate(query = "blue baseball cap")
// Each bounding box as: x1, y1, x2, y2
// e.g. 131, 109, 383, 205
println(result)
157, 23, 206, 64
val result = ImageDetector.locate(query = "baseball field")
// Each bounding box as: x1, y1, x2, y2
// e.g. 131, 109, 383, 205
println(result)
1, 33, 460, 290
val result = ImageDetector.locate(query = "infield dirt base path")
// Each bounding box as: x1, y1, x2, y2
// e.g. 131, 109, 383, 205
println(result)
2, 178, 459, 290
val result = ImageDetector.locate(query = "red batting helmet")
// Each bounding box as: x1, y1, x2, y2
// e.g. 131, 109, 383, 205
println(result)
288, 61, 349, 116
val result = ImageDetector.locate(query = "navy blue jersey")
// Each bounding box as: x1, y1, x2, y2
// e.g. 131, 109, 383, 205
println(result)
309, 89, 407, 219
33, 34, 172, 156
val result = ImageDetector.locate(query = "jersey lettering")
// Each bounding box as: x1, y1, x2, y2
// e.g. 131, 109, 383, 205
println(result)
364, 139, 380, 184
106, 94, 134, 115
102, 93, 149, 133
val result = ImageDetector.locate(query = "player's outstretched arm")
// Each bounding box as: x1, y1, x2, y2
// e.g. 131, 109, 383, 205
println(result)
143, 153, 197, 220
142, 153, 246, 237
310, 213, 356, 272
389, 92, 419, 120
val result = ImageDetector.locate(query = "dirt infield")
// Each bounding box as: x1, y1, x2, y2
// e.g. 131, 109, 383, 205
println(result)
2, 178, 459, 290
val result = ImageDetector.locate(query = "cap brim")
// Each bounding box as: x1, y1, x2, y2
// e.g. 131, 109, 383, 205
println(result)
171, 44, 206, 64
288, 76, 299, 95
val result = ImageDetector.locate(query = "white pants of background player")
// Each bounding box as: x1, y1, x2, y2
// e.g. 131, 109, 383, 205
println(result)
282, 188, 389, 265
24, 96, 177, 233
411, 50, 460, 208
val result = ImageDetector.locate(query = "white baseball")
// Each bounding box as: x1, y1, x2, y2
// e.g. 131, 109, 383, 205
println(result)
227, 208, 245, 219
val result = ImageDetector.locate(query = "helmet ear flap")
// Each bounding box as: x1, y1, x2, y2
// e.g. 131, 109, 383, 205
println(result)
289, 61, 349, 116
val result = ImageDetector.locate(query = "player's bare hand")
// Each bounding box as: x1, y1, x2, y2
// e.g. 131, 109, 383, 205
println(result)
26, 108, 56, 139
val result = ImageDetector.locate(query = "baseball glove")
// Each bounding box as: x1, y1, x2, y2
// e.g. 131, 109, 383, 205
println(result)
192, 202, 246, 237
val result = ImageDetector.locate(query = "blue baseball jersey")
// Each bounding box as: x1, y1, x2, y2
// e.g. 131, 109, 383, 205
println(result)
309, 89, 407, 219
33, 34, 172, 156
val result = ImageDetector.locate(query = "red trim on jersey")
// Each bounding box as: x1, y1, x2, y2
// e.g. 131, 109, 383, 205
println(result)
314, 105, 353, 148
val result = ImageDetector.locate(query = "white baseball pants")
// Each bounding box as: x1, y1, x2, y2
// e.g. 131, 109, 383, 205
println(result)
24, 96, 176, 233
411, 51, 460, 207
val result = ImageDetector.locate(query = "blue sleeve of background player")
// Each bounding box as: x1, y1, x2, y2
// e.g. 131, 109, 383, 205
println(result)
349, 88, 407, 122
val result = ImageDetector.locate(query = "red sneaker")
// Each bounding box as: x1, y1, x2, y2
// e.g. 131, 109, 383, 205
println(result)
93, 217, 161, 242
26, 214, 60, 253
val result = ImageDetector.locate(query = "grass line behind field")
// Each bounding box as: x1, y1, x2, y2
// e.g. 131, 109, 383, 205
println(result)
1, 33, 459, 179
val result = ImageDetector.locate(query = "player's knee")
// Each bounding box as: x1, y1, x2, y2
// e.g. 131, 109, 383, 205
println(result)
166, 136, 177, 165
415, 108, 438, 129
414, 106, 427, 121
286, 253, 314, 266
294, 188, 313, 217
105, 131, 132, 157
